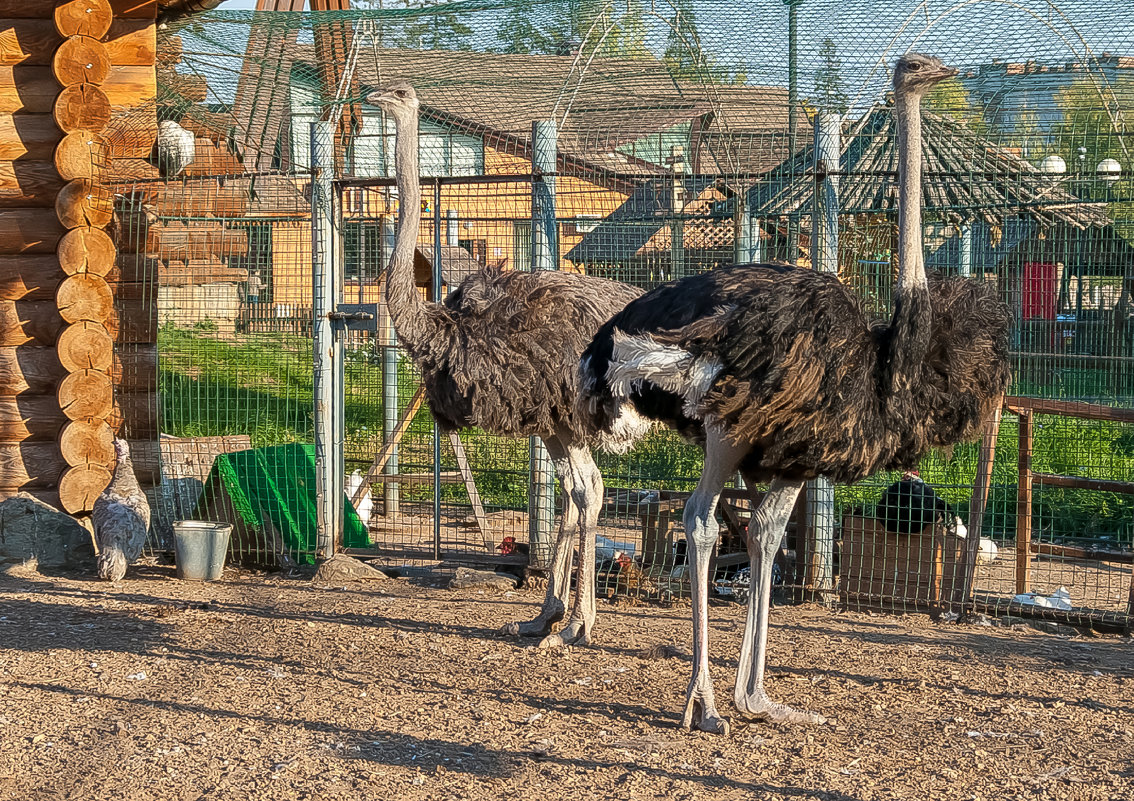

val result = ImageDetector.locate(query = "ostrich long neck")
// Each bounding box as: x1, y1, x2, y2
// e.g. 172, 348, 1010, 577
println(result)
884, 88, 932, 396
384, 107, 433, 350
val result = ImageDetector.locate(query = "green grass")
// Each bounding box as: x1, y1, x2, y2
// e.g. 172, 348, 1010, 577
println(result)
158, 327, 1134, 546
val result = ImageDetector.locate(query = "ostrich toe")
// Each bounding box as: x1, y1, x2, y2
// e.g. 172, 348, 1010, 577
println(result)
734, 689, 826, 725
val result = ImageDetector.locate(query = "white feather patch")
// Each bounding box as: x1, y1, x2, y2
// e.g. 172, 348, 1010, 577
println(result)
598, 404, 653, 454
607, 330, 722, 417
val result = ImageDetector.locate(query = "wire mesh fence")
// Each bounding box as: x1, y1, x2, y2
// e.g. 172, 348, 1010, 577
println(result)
105, 0, 1134, 628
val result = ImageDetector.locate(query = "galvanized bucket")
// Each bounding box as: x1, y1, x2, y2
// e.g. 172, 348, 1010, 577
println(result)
173, 521, 232, 581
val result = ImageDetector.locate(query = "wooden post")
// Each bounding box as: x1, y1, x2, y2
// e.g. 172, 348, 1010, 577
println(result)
1015, 409, 1034, 594
954, 402, 1003, 610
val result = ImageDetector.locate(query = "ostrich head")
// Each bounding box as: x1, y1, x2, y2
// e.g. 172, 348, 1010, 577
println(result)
366, 82, 419, 126
893, 53, 957, 95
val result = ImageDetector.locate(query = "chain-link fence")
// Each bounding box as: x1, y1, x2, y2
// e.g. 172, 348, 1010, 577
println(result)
111, 1, 1133, 628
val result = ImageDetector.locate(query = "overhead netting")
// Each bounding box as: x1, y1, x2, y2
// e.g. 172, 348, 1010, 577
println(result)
115, 0, 1133, 625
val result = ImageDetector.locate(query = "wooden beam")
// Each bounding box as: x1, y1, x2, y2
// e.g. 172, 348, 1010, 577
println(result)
0, 65, 155, 114
0, 344, 157, 394
1015, 410, 1033, 595
0, 297, 155, 345
1032, 473, 1134, 495
0, 207, 65, 252
0, 391, 156, 440
0, 254, 61, 300
0, 19, 154, 67
0, 114, 61, 161
1029, 542, 1133, 564
1004, 395, 1134, 425
350, 385, 425, 506
0, 160, 64, 206
0, 0, 152, 20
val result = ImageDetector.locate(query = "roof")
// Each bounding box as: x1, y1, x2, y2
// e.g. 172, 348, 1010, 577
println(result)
565, 176, 741, 263
287, 46, 788, 182
740, 104, 1111, 229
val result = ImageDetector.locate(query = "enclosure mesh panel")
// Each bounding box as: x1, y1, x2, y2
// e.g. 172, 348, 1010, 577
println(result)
109, 0, 1134, 627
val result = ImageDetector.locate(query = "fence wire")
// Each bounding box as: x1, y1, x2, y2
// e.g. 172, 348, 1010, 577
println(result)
103, 1, 1134, 628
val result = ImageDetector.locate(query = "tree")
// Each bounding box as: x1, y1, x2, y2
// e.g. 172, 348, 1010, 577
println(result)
810, 38, 848, 114
923, 76, 987, 135
663, 0, 746, 84
387, 0, 473, 51
495, 0, 648, 57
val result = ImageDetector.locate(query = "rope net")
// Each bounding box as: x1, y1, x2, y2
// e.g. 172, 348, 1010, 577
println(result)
109, 0, 1134, 624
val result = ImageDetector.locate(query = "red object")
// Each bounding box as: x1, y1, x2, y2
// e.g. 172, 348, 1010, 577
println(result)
1022, 262, 1057, 321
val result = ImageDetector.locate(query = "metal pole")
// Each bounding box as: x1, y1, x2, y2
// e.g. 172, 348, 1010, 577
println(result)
382, 210, 400, 517
433, 179, 443, 560
806, 111, 840, 600
669, 145, 686, 280
528, 120, 558, 568
311, 119, 341, 559
959, 223, 973, 278
785, 0, 802, 264
446, 208, 459, 247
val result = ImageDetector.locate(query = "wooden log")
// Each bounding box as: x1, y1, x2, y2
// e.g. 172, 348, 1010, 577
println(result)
0, 113, 62, 161
111, 0, 156, 20
52, 34, 111, 86
57, 461, 110, 512
57, 319, 113, 370
54, 129, 110, 181
0, 441, 67, 487
0, 19, 154, 67
0, 297, 62, 344
56, 273, 114, 323
57, 367, 112, 420
0, 393, 63, 439
0, 65, 154, 114
102, 104, 156, 159
0, 207, 65, 253
53, 0, 114, 38
53, 83, 111, 133
0, 344, 157, 394
0, 0, 150, 19
0, 160, 64, 207
145, 222, 249, 260
59, 417, 114, 466
58, 225, 116, 275
1, 297, 154, 344
0, 255, 60, 300
1015, 410, 1033, 595
56, 178, 114, 228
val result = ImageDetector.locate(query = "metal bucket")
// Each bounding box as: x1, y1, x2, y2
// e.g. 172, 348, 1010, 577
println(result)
173, 521, 232, 581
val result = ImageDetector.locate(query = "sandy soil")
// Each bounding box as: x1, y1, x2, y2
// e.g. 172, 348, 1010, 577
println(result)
1, 564, 1131, 801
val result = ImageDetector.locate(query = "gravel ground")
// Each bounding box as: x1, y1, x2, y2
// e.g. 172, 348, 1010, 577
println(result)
1, 563, 1131, 801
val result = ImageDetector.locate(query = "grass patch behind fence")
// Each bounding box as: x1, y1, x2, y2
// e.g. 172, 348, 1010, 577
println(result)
159, 327, 1133, 547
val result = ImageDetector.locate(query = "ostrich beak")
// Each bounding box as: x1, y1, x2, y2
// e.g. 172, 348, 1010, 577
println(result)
366, 88, 396, 107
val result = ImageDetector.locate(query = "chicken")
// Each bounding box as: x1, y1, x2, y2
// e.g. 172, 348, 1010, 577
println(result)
92, 439, 151, 581
613, 553, 652, 595
153, 120, 196, 179
496, 536, 546, 590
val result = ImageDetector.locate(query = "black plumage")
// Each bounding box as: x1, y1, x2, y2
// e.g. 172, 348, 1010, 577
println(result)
875, 475, 950, 535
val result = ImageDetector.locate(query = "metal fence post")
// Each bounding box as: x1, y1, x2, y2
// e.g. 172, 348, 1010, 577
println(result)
433, 179, 444, 560
959, 223, 973, 278
311, 119, 342, 559
806, 111, 841, 600
528, 120, 558, 568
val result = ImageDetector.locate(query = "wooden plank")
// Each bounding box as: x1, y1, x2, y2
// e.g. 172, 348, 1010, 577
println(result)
368, 472, 466, 485
132, 180, 251, 217
447, 430, 489, 540
160, 263, 248, 287
0, 19, 154, 67
1029, 542, 1134, 563
1032, 473, 1134, 495
350, 384, 425, 506
0, 160, 63, 207
0, 65, 154, 114
0, 113, 59, 161
1004, 395, 1134, 425
1016, 410, 1033, 595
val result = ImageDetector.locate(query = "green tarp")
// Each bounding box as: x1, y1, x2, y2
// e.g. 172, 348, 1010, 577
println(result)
193, 443, 371, 566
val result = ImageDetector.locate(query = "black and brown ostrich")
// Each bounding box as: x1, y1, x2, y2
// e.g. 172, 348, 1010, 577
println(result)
579, 54, 1010, 733
367, 83, 649, 646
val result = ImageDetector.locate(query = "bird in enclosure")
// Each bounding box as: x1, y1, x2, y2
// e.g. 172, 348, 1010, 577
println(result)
579, 54, 1010, 734
366, 82, 650, 647
876, 472, 997, 562
153, 120, 196, 179
93, 439, 152, 582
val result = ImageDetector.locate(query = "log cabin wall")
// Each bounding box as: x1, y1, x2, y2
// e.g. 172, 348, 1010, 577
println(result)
0, 0, 158, 514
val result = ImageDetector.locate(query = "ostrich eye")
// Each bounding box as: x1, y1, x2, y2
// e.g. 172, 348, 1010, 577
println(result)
396, 90, 406, 97
908, 62, 921, 71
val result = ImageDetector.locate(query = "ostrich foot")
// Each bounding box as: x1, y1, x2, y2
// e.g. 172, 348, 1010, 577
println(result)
500, 601, 565, 637
681, 688, 731, 735
735, 690, 825, 725
537, 617, 591, 649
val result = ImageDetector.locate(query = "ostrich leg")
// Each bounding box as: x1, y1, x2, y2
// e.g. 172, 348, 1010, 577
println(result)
681, 431, 750, 735
734, 475, 825, 725
502, 436, 575, 636
540, 444, 602, 648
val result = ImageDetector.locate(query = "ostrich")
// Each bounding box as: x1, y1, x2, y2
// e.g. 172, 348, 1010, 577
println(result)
579, 54, 1010, 733
367, 82, 649, 645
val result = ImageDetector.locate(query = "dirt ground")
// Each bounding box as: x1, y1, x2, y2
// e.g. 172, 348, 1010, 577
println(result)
1, 563, 1131, 801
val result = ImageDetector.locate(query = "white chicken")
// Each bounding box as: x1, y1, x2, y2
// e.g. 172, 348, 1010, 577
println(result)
92, 439, 151, 581
153, 120, 196, 179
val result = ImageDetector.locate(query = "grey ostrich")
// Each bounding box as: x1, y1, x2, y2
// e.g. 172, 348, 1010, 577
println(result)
580, 54, 1010, 733
367, 83, 649, 645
